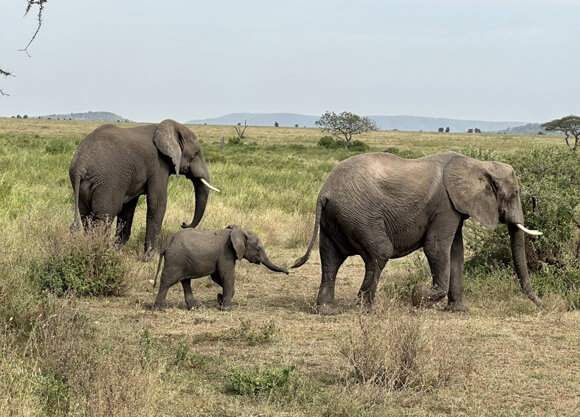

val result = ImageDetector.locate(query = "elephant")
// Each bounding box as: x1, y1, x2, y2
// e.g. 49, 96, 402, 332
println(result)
69, 119, 219, 253
292, 151, 543, 315
152, 225, 289, 311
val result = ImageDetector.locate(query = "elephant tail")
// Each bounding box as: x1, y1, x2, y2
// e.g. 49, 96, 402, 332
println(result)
291, 195, 326, 268
153, 250, 165, 288
70, 172, 82, 232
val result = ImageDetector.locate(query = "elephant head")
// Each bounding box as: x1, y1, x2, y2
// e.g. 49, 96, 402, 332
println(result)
444, 155, 543, 307
153, 119, 219, 229
229, 225, 289, 274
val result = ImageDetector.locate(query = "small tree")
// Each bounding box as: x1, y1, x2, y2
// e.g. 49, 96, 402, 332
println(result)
274, 121, 279, 128
315, 111, 377, 150
541, 115, 580, 151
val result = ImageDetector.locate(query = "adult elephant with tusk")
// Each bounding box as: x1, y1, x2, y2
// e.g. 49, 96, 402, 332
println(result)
292, 151, 543, 314
69, 119, 220, 254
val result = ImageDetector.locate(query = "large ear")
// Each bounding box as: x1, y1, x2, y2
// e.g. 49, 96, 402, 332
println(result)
153, 119, 183, 177
443, 155, 500, 230
229, 226, 247, 260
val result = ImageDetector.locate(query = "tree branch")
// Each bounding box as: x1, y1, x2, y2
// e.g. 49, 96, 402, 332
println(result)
20, 0, 47, 57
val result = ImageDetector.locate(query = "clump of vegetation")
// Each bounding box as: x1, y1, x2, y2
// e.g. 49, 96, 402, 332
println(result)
382, 146, 424, 159
227, 363, 299, 396
341, 304, 471, 391
227, 136, 244, 146
28, 224, 127, 297
318, 135, 341, 149
318, 135, 370, 152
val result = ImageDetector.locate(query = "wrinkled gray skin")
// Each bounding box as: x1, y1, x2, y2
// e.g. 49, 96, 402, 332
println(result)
69, 119, 212, 253
153, 225, 289, 311
293, 151, 543, 315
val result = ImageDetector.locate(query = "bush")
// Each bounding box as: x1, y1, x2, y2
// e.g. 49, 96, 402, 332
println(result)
348, 140, 370, 152
227, 136, 244, 146
463, 146, 580, 308
227, 363, 298, 396
382, 147, 423, 159
340, 305, 471, 391
317, 135, 341, 149
28, 225, 127, 297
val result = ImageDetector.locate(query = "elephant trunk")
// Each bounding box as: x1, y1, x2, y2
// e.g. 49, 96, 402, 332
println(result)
261, 254, 289, 275
508, 224, 543, 307
181, 178, 210, 229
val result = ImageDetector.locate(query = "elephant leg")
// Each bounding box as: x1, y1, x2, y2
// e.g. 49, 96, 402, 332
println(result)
445, 224, 469, 312
413, 231, 454, 308
358, 258, 388, 310
144, 188, 168, 254
153, 279, 171, 311
116, 196, 139, 246
317, 229, 347, 315
218, 271, 235, 312
181, 279, 202, 310
211, 272, 223, 287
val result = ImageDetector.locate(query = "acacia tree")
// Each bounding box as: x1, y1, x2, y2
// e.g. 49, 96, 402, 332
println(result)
1, 0, 47, 96
315, 111, 377, 149
541, 115, 580, 151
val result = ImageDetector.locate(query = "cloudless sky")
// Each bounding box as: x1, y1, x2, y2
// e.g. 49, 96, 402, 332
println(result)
1, 0, 579, 123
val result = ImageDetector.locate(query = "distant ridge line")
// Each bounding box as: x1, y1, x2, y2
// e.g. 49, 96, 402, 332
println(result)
186, 112, 531, 133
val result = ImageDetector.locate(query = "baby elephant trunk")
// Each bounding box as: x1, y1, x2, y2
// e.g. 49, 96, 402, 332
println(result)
261, 255, 289, 275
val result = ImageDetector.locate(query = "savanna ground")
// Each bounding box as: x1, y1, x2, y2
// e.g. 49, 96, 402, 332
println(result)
0, 118, 578, 416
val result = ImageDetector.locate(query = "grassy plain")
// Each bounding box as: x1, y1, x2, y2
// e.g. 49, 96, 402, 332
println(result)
0, 118, 578, 416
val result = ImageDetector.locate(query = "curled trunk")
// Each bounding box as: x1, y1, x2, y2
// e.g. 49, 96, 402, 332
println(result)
508, 224, 543, 307
181, 178, 210, 229
261, 255, 289, 274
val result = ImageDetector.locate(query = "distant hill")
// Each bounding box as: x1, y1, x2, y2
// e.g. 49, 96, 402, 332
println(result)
187, 113, 318, 128
37, 111, 131, 122
496, 123, 554, 135
187, 112, 529, 133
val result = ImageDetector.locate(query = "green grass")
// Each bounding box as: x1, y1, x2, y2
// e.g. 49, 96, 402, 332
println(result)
0, 118, 578, 417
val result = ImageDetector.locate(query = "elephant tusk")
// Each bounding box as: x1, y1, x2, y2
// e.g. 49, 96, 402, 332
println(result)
200, 178, 220, 192
516, 223, 543, 236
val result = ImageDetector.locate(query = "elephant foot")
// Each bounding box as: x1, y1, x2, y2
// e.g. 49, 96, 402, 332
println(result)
186, 299, 203, 311
315, 303, 342, 316
444, 301, 470, 313
152, 302, 165, 312
411, 284, 436, 308
217, 294, 232, 311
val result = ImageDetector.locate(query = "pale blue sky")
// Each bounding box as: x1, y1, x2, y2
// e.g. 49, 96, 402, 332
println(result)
1, 0, 579, 123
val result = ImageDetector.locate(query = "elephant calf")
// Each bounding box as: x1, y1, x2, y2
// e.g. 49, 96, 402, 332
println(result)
153, 225, 288, 311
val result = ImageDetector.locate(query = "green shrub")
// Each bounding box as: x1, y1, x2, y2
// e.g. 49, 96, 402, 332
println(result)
382, 147, 423, 159
28, 227, 127, 297
318, 135, 341, 149
227, 136, 244, 146
348, 140, 370, 152
227, 363, 298, 396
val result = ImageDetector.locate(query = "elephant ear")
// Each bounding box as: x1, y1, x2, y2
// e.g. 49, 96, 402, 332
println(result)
153, 119, 183, 177
443, 155, 500, 230
229, 225, 247, 260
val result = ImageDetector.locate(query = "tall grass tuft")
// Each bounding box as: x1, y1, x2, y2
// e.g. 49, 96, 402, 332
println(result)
341, 304, 472, 391
28, 222, 128, 297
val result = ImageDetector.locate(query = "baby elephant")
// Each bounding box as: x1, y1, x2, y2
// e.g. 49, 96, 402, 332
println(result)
153, 225, 288, 311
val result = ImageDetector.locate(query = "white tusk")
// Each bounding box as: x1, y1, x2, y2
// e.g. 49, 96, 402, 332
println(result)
516, 223, 543, 236
200, 178, 220, 192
